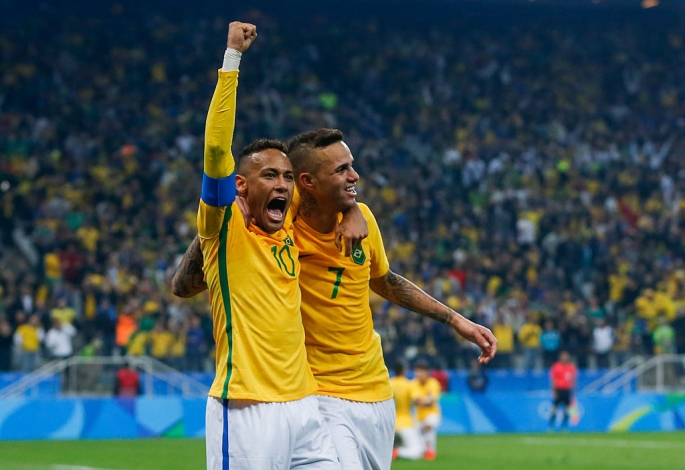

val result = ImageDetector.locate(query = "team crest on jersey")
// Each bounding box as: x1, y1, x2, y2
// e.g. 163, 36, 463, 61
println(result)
351, 246, 366, 265
284, 236, 294, 247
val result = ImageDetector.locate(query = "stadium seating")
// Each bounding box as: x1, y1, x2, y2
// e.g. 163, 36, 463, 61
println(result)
0, 1, 684, 375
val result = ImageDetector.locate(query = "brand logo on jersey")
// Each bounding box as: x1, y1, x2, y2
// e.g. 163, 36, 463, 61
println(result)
284, 236, 294, 247
352, 247, 366, 265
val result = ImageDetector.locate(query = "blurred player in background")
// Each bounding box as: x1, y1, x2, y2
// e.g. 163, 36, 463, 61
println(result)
412, 360, 442, 460
389, 362, 424, 461
548, 350, 577, 432
196, 22, 339, 470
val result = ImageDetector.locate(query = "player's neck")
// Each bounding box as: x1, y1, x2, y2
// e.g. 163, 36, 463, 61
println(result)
299, 194, 337, 234
300, 211, 337, 234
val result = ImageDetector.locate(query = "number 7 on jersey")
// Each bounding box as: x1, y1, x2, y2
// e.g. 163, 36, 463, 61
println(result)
327, 267, 345, 299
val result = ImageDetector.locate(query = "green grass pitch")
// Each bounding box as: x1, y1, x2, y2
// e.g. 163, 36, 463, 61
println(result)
0, 433, 684, 470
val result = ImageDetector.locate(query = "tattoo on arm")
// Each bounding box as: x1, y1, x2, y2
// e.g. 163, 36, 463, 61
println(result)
369, 271, 452, 325
172, 235, 208, 298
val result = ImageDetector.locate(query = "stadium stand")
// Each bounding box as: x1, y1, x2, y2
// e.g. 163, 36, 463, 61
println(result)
1, 1, 685, 378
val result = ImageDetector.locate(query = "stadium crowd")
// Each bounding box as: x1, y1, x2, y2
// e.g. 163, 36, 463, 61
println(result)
1, 4, 685, 373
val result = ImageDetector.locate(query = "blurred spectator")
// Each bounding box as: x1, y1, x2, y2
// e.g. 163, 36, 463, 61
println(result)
0, 319, 13, 371
50, 297, 75, 326
673, 309, 685, 355
561, 314, 591, 369
613, 323, 632, 366
185, 315, 206, 372
18, 283, 35, 316
115, 311, 138, 356
94, 298, 117, 356
652, 316, 676, 355
592, 319, 614, 369
169, 323, 187, 370
126, 328, 149, 357
44, 318, 76, 360
519, 314, 542, 370
491, 315, 514, 369
149, 320, 174, 364
466, 358, 489, 393
13, 313, 44, 371
586, 298, 606, 321
1, 3, 685, 371
114, 362, 141, 397
540, 320, 561, 369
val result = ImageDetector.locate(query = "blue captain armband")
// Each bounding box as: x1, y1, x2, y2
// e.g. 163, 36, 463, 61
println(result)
201, 172, 237, 207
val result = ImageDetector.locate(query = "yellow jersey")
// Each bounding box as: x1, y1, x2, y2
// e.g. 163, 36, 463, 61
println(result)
51, 307, 75, 325
170, 333, 186, 358
413, 377, 442, 421
390, 375, 416, 430
149, 330, 174, 358
126, 331, 148, 356
295, 203, 391, 402
518, 323, 542, 348
15, 325, 41, 352
493, 323, 514, 353
197, 69, 316, 402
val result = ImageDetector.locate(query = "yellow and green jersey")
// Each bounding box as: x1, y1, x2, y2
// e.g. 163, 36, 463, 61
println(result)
149, 330, 174, 358
413, 377, 442, 421
197, 70, 316, 402
390, 375, 417, 430
295, 203, 392, 402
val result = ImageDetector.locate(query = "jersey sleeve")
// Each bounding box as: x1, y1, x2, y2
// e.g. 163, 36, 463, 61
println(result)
198, 70, 239, 239
409, 381, 419, 401
431, 379, 442, 399
290, 188, 301, 216
361, 204, 390, 279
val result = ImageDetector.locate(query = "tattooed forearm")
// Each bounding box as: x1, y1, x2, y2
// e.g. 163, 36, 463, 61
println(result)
369, 271, 453, 325
172, 234, 208, 298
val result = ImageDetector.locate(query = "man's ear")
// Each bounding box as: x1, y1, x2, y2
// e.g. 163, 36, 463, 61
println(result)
299, 172, 314, 190
236, 175, 247, 197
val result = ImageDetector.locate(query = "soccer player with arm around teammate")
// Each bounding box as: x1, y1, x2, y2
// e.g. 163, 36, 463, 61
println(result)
411, 360, 442, 460
197, 23, 339, 470
286, 128, 497, 470
389, 362, 424, 461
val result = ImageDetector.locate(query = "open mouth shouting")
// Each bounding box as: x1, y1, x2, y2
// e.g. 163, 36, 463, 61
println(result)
345, 185, 357, 196
267, 196, 288, 223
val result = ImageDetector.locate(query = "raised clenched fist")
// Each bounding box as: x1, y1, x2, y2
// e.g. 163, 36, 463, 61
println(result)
227, 21, 257, 53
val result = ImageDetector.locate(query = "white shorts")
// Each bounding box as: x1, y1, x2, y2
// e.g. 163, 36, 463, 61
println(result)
316, 395, 395, 470
394, 426, 423, 460
206, 395, 341, 470
419, 413, 441, 429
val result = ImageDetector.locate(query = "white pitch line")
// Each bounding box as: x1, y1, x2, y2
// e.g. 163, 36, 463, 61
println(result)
7, 465, 124, 470
521, 437, 685, 450
51, 466, 122, 470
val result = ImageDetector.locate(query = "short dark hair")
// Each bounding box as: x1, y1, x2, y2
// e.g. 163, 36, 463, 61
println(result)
237, 139, 288, 175
414, 359, 430, 371
393, 361, 406, 377
286, 128, 344, 177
